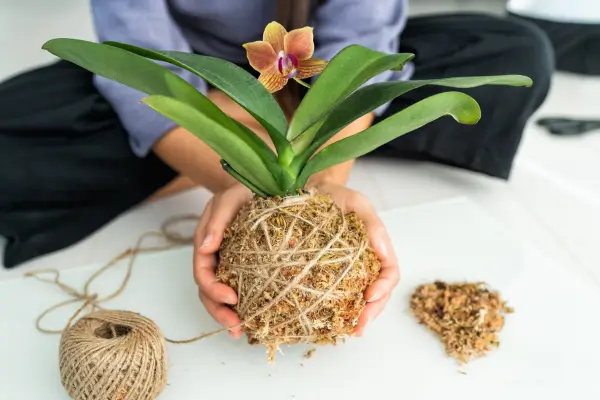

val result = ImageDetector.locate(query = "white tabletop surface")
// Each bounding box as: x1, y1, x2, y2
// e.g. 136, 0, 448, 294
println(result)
2, 1, 600, 398
2, 197, 599, 399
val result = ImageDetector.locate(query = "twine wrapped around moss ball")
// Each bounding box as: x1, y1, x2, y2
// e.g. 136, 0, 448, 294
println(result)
217, 191, 381, 360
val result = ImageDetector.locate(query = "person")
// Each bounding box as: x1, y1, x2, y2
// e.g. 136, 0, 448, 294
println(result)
0, 0, 552, 337
507, 0, 600, 136
507, 0, 600, 77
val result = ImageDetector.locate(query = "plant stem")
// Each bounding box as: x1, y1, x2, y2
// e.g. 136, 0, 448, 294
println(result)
220, 160, 268, 198
293, 77, 311, 89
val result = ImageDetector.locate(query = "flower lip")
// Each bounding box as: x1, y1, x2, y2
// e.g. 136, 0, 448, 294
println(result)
277, 51, 299, 79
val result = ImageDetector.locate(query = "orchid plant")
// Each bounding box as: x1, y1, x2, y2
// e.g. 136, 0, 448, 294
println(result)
42, 22, 532, 198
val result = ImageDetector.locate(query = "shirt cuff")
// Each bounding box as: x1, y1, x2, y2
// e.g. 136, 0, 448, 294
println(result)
93, 70, 208, 157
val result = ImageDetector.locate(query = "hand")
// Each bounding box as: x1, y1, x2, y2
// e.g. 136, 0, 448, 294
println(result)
193, 183, 253, 339
308, 181, 400, 337
193, 180, 399, 339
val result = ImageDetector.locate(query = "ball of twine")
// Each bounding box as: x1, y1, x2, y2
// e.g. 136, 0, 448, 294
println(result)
25, 216, 229, 400
59, 310, 167, 400
217, 191, 381, 360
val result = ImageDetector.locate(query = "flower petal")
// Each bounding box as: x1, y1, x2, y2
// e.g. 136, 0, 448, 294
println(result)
243, 41, 277, 73
258, 66, 288, 93
297, 58, 328, 79
284, 27, 315, 60
263, 21, 287, 54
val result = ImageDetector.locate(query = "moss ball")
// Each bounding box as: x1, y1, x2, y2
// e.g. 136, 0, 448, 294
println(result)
216, 191, 381, 360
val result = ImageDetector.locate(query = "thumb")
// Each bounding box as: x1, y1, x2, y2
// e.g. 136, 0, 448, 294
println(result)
200, 186, 252, 254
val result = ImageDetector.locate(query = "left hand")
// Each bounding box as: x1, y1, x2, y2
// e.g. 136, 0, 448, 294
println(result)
308, 181, 400, 336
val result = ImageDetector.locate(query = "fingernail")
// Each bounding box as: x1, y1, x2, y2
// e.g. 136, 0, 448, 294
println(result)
377, 240, 388, 259
225, 295, 237, 305
367, 291, 382, 302
201, 234, 214, 248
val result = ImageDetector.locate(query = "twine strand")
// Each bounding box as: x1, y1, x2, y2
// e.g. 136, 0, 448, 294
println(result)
24, 214, 241, 344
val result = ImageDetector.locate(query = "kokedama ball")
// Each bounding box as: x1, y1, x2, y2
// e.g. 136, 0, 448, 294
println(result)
216, 191, 381, 360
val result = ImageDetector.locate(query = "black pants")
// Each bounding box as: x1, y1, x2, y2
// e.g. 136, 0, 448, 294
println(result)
0, 13, 553, 269
508, 13, 600, 136
510, 13, 600, 76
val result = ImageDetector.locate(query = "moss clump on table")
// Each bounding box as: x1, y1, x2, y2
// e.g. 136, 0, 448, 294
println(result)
410, 281, 514, 365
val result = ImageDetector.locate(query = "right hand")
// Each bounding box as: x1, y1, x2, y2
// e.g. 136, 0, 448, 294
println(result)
193, 182, 253, 338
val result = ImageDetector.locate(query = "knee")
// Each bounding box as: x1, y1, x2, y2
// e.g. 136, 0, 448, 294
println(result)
505, 17, 555, 89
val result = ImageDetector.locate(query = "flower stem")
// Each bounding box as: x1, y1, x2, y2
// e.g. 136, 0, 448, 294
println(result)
293, 78, 311, 89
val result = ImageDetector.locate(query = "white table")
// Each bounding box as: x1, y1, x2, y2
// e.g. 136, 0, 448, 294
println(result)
2, 197, 599, 399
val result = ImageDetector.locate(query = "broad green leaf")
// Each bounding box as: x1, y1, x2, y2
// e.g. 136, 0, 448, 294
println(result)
287, 45, 414, 141
290, 74, 533, 172
295, 92, 481, 188
143, 95, 283, 196
220, 161, 268, 198
42, 38, 281, 182
103, 41, 290, 155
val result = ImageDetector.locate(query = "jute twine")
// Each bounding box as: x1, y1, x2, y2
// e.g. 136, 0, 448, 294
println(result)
24, 215, 225, 400
217, 191, 380, 360
25, 191, 379, 399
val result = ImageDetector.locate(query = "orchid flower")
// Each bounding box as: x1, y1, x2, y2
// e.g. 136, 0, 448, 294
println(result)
243, 21, 328, 93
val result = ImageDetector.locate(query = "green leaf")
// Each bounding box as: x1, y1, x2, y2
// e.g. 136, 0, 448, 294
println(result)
290, 74, 533, 172
295, 91, 481, 188
103, 41, 290, 155
42, 38, 283, 188
142, 94, 283, 196
287, 45, 414, 141
43, 38, 215, 121
221, 161, 268, 198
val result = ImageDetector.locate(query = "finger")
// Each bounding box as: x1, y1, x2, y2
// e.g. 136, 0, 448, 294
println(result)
338, 190, 395, 265
199, 290, 243, 339
365, 259, 400, 303
193, 200, 213, 251
193, 202, 219, 291
353, 206, 400, 302
195, 264, 238, 305
353, 293, 391, 337
193, 206, 238, 305
359, 205, 397, 266
199, 189, 251, 254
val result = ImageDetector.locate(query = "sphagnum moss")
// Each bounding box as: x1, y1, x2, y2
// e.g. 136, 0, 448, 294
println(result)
216, 191, 380, 360
410, 281, 514, 365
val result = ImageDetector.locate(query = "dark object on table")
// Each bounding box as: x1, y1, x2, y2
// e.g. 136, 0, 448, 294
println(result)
536, 118, 600, 136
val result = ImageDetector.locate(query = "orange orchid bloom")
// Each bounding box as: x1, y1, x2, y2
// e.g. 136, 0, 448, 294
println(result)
243, 21, 328, 93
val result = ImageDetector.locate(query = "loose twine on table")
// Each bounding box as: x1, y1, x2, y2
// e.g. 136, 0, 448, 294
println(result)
24, 192, 366, 345
24, 214, 236, 344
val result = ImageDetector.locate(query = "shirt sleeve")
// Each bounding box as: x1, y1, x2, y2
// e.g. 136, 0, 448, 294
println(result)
311, 0, 413, 116
90, 0, 208, 157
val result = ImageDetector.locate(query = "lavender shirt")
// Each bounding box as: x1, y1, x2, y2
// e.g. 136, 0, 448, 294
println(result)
90, 0, 412, 157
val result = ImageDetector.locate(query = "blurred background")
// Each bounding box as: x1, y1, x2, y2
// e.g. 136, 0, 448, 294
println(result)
0, 0, 598, 286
